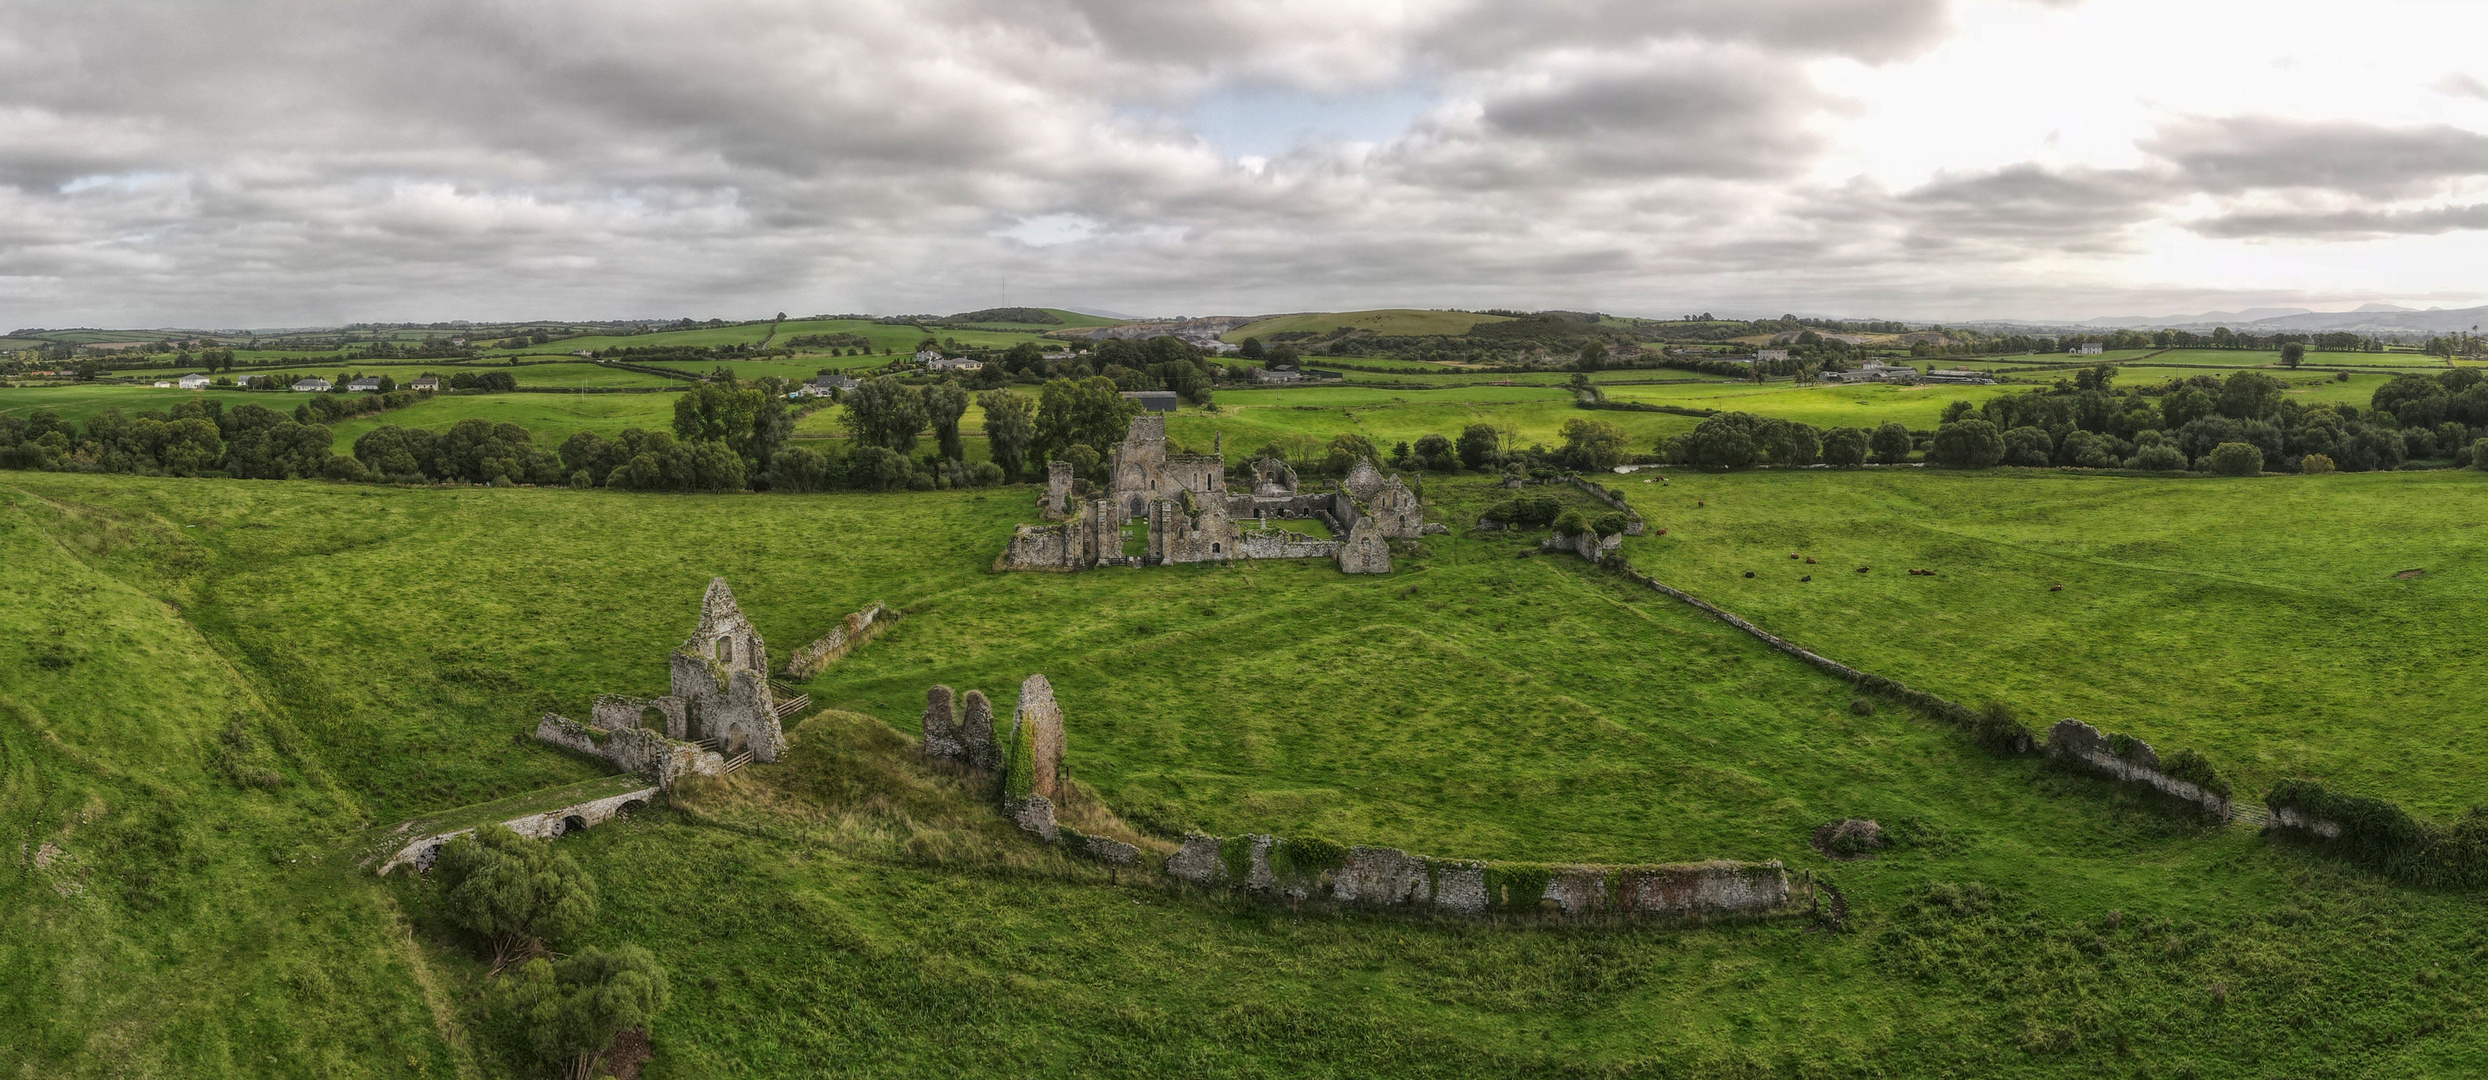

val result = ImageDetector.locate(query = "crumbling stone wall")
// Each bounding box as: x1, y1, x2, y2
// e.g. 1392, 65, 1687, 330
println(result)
999, 501, 1110, 572
1342, 459, 1387, 503
1237, 524, 1340, 560
1109, 416, 1227, 522
1042, 460, 1075, 520
921, 685, 963, 761
961, 690, 998, 770
1004, 674, 1066, 806
2048, 719, 2232, 819
1251, 457, 1299, 497
1336, 519, 1392, 574
1364, 474, 1427, 539
1568, 476, 1648, 536
592, 694, 687, 740
1150, 491, 1243, 564
536, 714, 724, 788
783, 602, 894, 679
1165, 834, 1790, 919
1542, 530, 1625, 562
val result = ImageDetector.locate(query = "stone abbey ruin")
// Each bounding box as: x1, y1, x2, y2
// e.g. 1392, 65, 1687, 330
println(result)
999, 415, 1440, 575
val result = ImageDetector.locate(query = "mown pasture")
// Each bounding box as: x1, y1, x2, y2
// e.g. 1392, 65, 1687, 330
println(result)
6, 470, 2488, 1077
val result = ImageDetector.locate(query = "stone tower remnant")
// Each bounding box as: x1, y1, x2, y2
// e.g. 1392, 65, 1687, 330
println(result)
921, 685, 962, 761
961, 689, 998, 770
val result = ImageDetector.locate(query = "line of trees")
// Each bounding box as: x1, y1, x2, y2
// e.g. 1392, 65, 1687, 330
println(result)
1645, 365, 2488, 475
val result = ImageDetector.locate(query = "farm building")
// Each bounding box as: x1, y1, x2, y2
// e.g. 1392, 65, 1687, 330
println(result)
178, 373, 210, 389
1120, 390, 1178, 413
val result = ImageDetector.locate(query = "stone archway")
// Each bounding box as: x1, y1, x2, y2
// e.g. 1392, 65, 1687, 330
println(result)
640, 707, 666, 731
1128, 494, 1146, 518
561, 815, 587, 835
725, 723, 748, 755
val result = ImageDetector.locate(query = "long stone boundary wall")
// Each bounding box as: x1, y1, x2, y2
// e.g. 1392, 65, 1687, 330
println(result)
783, 602, 896, 679
1164, 834, 1790, 918
375, 786, 658, 876
536, 714, 724, 788
1567, 476, 1648, 536
2047, 719, 2232, 819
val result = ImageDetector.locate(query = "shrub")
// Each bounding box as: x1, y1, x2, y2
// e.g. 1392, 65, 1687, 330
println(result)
1551, 510, 1590, 538
1270, 836, 1349, 881
2301, 453, 2337, 474
2000, 425, 2054, 467
2266, 778, 2424, 873
2473, 438, 2488, 471
2125, 444, 2186, 471
1592, 511, 1630, 536
1970, 701, 2034, 755
2206, 441, 2263, 476
2162, 747, 2231, 799
1486, 494, 1561, 529
1869, 422, 1914, 464
1482, 863, 1556, 913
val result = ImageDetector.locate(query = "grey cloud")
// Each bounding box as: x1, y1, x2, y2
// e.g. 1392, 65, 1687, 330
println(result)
2145, 116, 2488, 196
2188, 203, 2488, 239
2434, 73, 2488, 99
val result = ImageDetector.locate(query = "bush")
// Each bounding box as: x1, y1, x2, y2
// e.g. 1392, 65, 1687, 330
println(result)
2473, 439, 2488, 471
2162, 747, 2231, 799
1551, 510, 1590, 538
1592, 511, 1630, 537
1970, 701, 2034, 755
2125, 444, 2186, 471
2301, 453, 2337, 474
1270, 835, 1349, 881
1869, 422, 1914, 464
2206, 441, 2263, 476
1486, 494, 1561, 529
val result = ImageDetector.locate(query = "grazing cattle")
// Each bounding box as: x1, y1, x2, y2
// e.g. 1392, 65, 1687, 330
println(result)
1855, 566, 1870, 573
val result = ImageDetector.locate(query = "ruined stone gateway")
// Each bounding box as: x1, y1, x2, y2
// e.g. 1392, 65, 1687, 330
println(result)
999, 415, 1438, 575
538, 578, 805, 781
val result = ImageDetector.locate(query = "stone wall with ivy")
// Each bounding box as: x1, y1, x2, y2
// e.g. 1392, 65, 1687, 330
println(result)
1164, 833, 1789, 919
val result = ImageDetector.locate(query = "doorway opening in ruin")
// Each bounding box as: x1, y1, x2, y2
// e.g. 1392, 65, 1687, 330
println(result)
1211, 543, 1221, 554
714, 637, 730, 662
725, 723, 748, 754
639, 707, 666, 731
1128, 494, 1146, 518
562, 815, 587, 835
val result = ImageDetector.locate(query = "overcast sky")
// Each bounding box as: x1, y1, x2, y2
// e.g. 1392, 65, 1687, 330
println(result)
8, 0, 2488, 328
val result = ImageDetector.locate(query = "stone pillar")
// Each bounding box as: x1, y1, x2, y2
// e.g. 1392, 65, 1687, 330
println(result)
921, 685, 961, 761
1044, 460, 1073, 519
1013, 674, 1065, 803
961, 690, 997, 770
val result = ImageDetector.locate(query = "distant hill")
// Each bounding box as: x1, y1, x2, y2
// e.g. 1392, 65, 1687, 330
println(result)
1221, 309, 1514, 342
2080, 303, 2488, 334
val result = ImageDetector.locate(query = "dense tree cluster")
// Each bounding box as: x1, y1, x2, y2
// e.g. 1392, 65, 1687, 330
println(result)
1, 398, 362, 478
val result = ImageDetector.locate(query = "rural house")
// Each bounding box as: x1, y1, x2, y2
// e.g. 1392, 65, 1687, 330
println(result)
178, 373, 210, 389
410, 376, 442, 391
291, 377, 332, 392
348, 376, 385, 391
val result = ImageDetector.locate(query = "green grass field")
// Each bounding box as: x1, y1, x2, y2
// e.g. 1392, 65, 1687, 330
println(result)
323, 391, 684, 454
8, 469, 2488, 1076
1613, 467, 2488, 815
1223, 309, 1515, 342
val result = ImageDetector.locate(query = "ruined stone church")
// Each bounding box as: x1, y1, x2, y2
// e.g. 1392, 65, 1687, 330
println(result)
999, 415, 1436, 574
